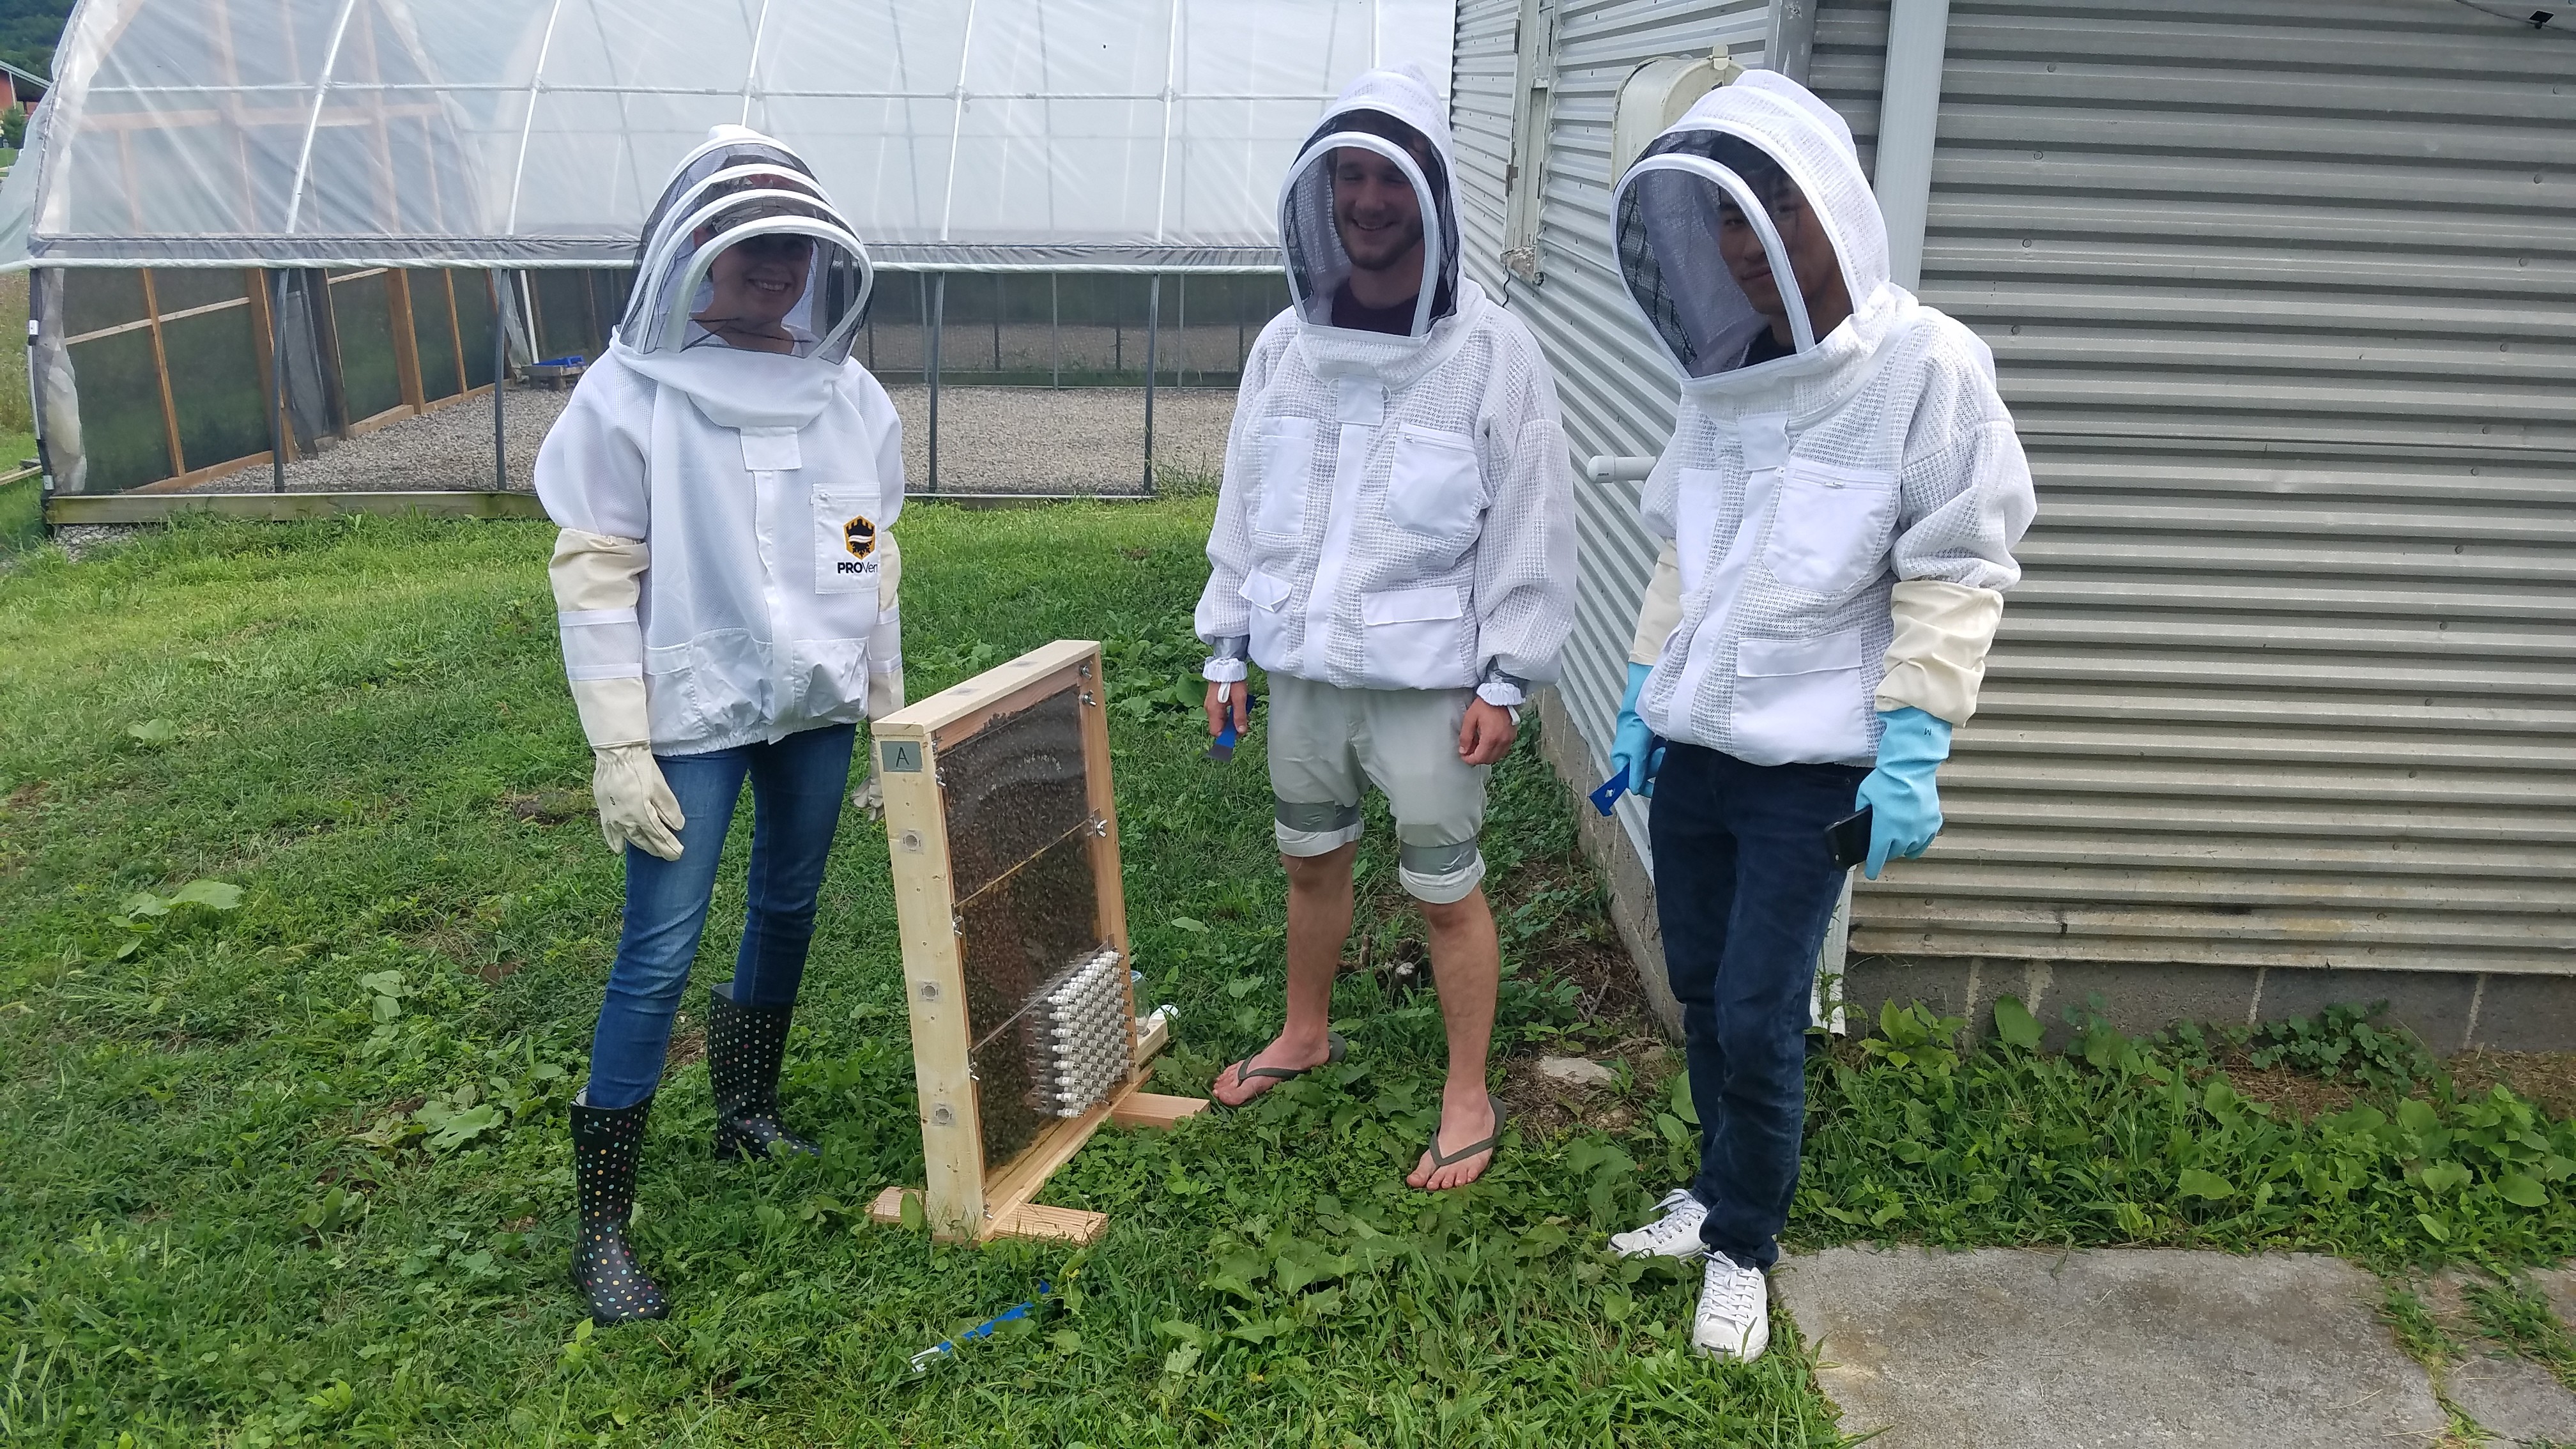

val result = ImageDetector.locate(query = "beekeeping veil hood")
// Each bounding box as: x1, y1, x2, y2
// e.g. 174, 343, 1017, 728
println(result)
1279, 64, 1463, 346
1612, 71, 1894, 389
611, 125, 875, 428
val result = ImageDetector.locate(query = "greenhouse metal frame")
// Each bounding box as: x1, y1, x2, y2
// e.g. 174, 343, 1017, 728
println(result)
0, 0, 1454, 500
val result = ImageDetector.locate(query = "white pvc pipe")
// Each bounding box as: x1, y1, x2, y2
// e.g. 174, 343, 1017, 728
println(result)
1873, 0, 1952, 293
1585, 454, 1657, 484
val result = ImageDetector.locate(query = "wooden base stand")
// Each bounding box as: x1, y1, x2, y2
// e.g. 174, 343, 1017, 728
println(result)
870, 1029, 1209, 1245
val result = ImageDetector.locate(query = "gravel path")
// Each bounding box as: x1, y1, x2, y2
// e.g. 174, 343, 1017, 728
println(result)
180, 387, 567, 494
163, 378, 1234, 500
885, 385, 1234, 495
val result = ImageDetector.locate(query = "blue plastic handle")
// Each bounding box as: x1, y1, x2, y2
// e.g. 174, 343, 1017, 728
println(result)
910, 1280, 1054, 1371
1589, 773, 1626, 816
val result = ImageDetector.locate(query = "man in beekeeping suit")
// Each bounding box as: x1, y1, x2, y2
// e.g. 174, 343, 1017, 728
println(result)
535, 126, 907, 1325
1195, 65, 1577, 1190
1595, 73, 2034, 1360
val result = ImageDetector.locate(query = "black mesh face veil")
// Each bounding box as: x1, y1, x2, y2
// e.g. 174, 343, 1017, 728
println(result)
631, 132, 820, 269
624, 185, 872, 364
620, 139, 873, 365
1613, 130, 1815, 379
1278, 114, 1457, 341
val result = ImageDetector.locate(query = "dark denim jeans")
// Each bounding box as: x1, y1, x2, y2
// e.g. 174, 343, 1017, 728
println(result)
1647, 742, 1866, 1271
583, 723, 856, 1110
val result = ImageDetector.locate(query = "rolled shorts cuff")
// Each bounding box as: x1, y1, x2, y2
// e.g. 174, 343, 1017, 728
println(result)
1275, 799, 1363, 857
1397, 839, 1486, 905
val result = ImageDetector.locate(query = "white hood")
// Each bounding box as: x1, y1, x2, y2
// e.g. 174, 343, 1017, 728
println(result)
1613, 70, 1899, 396
1278, 64, 1465, 353
611, 125, 875, 429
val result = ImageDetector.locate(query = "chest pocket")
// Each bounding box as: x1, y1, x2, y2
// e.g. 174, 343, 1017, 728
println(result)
1251, 417, 1319, 539
1383, 425, 1482, 539
813, 487, 882, 597
1763, 460, 1898, 598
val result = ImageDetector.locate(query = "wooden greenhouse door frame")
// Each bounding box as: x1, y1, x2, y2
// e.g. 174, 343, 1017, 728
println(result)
385, 270, 425, 410
135, 269, 187, 478
442, 272, 470, 395
243, 265, 298, 465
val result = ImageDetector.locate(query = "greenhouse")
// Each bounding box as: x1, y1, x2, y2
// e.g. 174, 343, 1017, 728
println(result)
0, 0, 1453, 499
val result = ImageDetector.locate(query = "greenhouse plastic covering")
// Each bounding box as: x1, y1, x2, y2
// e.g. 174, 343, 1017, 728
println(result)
0, 0, 1453, 272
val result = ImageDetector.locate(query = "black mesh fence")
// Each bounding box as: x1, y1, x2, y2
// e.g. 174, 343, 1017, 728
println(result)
863, 272, 1287, 387
51, 265, 1280, 494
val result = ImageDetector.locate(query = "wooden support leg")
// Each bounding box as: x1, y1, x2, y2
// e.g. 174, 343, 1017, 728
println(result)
1111, 1093, 1211, 1130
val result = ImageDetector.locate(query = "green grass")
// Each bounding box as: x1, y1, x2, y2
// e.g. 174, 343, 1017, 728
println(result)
0, 468, 37, 559
0, 504, 1848, 1446
5, 504, 2572, 1446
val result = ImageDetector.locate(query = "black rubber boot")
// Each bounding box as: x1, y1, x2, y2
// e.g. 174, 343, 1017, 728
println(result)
569, 1095, 670, 1325
708, 985, 818, 1162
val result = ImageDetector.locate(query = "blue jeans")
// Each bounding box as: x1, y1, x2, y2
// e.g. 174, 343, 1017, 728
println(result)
583, 723, 857, 1110
1646, 742, 1866, 1271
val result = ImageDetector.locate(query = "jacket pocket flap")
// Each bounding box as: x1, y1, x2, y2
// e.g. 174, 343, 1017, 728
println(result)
1361, 585, 1464, 626
1784, 459, 1896, 490
1737, 633, 1866, 678
1239, 569, 1294, 611
1397, 423, 1476, 453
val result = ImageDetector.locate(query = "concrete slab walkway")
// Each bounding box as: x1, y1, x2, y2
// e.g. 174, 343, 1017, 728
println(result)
1772, 1247, 2448, 1449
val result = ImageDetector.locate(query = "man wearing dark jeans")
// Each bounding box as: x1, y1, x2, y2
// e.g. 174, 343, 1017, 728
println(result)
1597, 72, 2034, 1360
1637, 746, 1864, 1271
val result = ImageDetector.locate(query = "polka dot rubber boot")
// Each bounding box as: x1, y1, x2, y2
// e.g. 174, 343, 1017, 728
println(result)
568, 1096, 670, 1326
707, 985, 818, 1163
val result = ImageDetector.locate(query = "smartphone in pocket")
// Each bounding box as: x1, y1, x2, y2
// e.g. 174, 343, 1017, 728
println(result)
1825, 807, 1873, 871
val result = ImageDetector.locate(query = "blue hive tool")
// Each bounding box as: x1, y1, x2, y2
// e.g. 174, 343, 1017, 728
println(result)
1588, 735, 1665, 816
1206, 684, 1257, 762
910, 1280, 1054, 1372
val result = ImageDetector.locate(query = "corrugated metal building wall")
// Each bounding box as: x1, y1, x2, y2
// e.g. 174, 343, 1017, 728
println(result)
1814, 0, 2576, 977
1450, 0, 1774, 863
1452, 0, 2576, 1016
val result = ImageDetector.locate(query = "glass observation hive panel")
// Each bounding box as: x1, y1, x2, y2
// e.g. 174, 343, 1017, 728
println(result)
944, 684, 1123, 1166
939, 685, 1092, 903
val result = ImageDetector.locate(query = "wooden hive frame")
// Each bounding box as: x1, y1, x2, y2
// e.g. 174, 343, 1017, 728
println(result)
864, 640, 1206, 1245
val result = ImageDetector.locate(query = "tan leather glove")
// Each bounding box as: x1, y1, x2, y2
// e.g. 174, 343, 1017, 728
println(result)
551, 529, 687, 859
1877, 579, 2005, 725
593, 742, 687, 860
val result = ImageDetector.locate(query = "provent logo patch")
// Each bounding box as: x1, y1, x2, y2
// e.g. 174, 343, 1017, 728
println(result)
843, 516, 877, 560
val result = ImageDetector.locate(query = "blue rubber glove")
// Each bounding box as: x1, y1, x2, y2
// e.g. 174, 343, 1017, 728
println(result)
1855, 707, 1952, 880
1610, 661, 1666, 797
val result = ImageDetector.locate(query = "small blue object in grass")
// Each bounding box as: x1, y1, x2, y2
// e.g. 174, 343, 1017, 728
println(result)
910, 1281, 1052, 1372
539, 355, 584, 368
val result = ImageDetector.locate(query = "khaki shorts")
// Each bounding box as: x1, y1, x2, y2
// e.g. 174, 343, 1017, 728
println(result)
1266, 673, 1489, 905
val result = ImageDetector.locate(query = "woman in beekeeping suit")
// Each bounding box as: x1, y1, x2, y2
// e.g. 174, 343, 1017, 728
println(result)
535, 126, 905, 1325
1194, 65, 1577, 1191
1595, 73, 2034, 1361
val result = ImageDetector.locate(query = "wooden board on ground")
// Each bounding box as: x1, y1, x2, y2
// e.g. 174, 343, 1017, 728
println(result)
45, 490, 549, 525
870, 639, 1208, 1244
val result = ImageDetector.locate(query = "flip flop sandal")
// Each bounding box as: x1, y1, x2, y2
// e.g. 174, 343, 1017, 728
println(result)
1218, 1032, 1346, 1105
1420, 1093, 1507, 1187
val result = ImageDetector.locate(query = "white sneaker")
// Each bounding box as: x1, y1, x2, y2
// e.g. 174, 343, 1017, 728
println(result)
1692, 1252, 1769, 1361
1609, 1188, 1710, 1261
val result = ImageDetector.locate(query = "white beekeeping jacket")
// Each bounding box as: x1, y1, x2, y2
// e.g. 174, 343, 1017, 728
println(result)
537, 126, 905, 756
1617, 72, 2035, 767
1195, 66, 1577, 696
